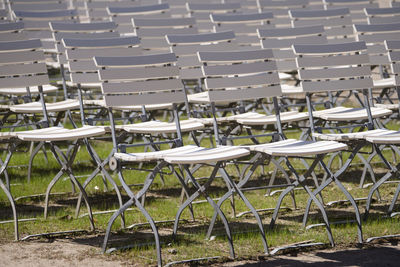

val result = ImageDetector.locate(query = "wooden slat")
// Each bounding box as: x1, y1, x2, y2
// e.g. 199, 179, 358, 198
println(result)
205, 73, 279, 89
368, 17, 400, 25
132, 17, 196, 27
354, 23, 400, 33
13, 9, 78, 19
198, 49, 273, 63
211, 12, 273, 23
0, 22, 24, 32
298, 66, 371, 80
0, 51, 45, 64
140, 38, 169, 49
98, 66, 180, 81
208, 85, 282, 102
357, 33, 400, 43
112, 12, 171, 24
166, 31, 235, 44
292, 17, 353, 27
95, 53, 176, 67
50, 21, 116, 32
107, 3, 169, 15
258, 0, 308, 8
262, 36, 326, 49
202, 61, 277, 76
296, 53, 369, 67
70, 73, 99, 84
0, 75, 49, 89
11, 3, 68, 11
62, 37, 140, 48
365, 7, 400, 15
187, 3, 241, 11
389, 51, 400, 62
101, 79, 183, 94
0, 32, 27, 41
136, 27, 197, 37
293, 42, 367, 55
258, 25, 324, 38
66, 47, 141, 60
301, 78, 373, 92
0, 63, 47, 76
54, 32, 119, 41
68, 61, 97, 72
104, 90, 186, 106
290, 8, 350, 18
385, 40, 400, 50
0, 39, 42, 52
171, 42, 238, 56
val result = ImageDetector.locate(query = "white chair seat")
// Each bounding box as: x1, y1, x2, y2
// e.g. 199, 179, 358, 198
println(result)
235, 111, 308, 125
244, 139, 347, 156
163, 146, 250, 164
187, 91, 231, 105
83, 99, 173, 111
118, 118, 205, 134
114, 145, 204, 162
0, 127, 67, 140
279, 72, 293, 80
313, 107, 392, 121
281, 84, 303, 94
373, 77, 396, 89
17, 126, 105, 141
9, 99, 80, 113
0, 84, 58, 95
365, 130, 400, 144
313, 129, 394, 141
375, 103, 399, 110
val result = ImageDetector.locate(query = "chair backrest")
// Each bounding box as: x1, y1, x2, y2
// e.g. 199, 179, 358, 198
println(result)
83, 0, 143, 22
9, 0, 69, 12
108, 3, 171, 35
211, 12, 273, 46
12, 9, 79, 52
290, 8, 355, 44
0, 21, 26, 41
257, 0, 312, 27
132, 17, 198, 52
258, 25, 327, 72
63, 36, 141, 87
385, 40, 400, 86
198, 49, 282, 103
354, 22, 400, 65
293, 41, 373, 93
166, 31, 238, 80
323, 0, 378, 23
186, 2, 241, 32
0, 38, 50, 110
364, 7, 400, 25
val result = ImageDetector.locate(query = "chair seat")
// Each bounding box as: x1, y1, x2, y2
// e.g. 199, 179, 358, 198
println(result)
0, 127, 67, 140
313, 129, 393, 141
375, 103, 399, 110
118, 118, 205, 134
313, 107, 392, 121
279, 72, 293, 80
235, 111, 308, 125
365, 130, 400, 144
9, 99, 80, 113
373, 77, 396, 89
114, 145, 204, 162
163, 146, 250, 164
281, 84, 303, 94
16, 126, 106, 141
83, 99, 173, 111
187, 91, 231, 105
245, 139, 347, 156
0, 84, 58, 95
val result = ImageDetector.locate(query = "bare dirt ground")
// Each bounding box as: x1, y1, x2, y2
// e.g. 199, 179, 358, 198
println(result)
1, 238, 400, 266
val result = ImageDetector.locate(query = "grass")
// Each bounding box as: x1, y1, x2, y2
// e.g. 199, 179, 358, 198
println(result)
1, 110, 400, 266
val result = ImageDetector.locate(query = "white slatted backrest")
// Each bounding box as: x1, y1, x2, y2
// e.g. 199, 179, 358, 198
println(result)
198, 49, 282, 102
95, 53, 186, 106
0, 39, 50, 89
365, 7, 400, 24
294, 41, 373, 93
257, 0, 310, 27
323, 0, 378, 23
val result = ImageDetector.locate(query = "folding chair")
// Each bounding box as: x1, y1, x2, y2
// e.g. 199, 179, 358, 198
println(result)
364, 40, 400, 218
289, 41, 393, 243
0, 38, 103, 239
94, 52, 259, 266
